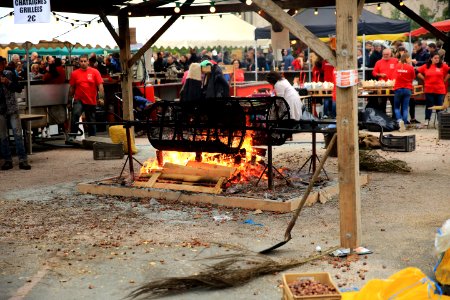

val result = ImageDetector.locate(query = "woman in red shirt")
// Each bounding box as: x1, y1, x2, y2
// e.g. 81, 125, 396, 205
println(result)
417, 54, 450, 126
229, 59, 244, 83
393, 53, 416, 132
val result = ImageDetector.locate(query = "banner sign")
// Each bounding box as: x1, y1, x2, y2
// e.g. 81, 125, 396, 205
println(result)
14, 0, 51, 24
336, 69, 358, 88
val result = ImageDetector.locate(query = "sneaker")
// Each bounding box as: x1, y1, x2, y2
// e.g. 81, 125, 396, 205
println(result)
1, 161, 13, 170
398, 120, 406, 132
19, 162, 31, 170
410, 119, 421, 124
424, 119, 430, 127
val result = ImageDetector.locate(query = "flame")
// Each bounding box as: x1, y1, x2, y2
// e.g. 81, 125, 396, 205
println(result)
139, 134, 264, 183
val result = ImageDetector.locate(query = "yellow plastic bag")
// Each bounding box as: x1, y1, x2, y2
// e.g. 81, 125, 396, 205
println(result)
342, 267, 450, 300
109, 125, 138, 154
436, 249, 450, 285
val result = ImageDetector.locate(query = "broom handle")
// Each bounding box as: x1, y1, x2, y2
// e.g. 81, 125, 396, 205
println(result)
284, 133, 337, 239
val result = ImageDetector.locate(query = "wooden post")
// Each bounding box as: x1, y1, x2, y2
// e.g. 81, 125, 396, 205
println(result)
336, 0, 361, 249
118, 10, 134, 123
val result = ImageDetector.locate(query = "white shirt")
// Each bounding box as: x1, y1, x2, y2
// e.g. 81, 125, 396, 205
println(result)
274, 79, 303, 120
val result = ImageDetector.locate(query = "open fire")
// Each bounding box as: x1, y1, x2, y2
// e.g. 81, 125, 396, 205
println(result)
138, 134, 269, 187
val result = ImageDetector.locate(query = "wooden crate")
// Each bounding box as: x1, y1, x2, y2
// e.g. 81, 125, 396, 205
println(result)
308, 89, 333, 97
133, 162, 235, 194
282, 272, 341, 300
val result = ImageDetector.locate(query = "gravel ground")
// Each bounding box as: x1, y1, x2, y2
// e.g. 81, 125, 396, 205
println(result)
1, 123, 449, 300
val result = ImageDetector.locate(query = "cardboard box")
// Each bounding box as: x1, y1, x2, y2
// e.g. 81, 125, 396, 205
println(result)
282, 272, 341, 300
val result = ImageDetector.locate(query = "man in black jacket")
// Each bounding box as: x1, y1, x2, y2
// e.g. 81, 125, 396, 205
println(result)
0, 56, 31, 170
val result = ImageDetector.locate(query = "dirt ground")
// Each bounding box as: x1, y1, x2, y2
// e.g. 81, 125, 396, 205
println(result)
1, 120, 450, 299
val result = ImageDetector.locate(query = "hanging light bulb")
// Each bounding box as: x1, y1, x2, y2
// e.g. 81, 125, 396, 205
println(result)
209, 2, 216, 13
295, 10, 298, 14
219, 14, 222, 18
258, 10, 262, 15
399, 0, 404, 6
291, 40, 297, 45
71, 23, 74, 26
377, 3, 381, 10
174, 2, 180, 13
314, 8, 318, 15
128, 11, 132, 16
245, 0, 252, 5
85, 24, 88, 27
8, 12, 13, 20
56, 17, 59, 22
334, 10, 336, 15
200, 16, 204, 20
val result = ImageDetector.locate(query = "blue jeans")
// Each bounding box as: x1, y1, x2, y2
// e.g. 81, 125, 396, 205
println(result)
323, 98, 336, 118
71, 100, 97, 137
425, 93, 445, 120
0, 113, 28, 163
394, 88, 411, 123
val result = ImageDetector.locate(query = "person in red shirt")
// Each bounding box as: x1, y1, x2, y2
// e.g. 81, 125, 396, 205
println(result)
393, 53, 416, 132
229, 59, 244, 83
369, 48, 398, 113
417, 53, 450, 126
322, 59, 335, 118
291, 55, 304, 71
67, 54, 104, 139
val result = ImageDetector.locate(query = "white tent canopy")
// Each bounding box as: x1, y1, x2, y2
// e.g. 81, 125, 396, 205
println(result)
130, 14, 259, 48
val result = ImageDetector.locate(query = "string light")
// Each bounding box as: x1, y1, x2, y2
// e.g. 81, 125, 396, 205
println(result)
174, 2, 180, 13
377, 3, 381, 10
314, 8, 318, 15
219, 14, 222, 18
295, 10, 298, 14
258, 10, 262, 15
245, 0, 252, 5
200, 16, 203, 20
128, 11, 132, 16
399, 1, 404, 6
334, 10, 336, 15
209, 1, 216, 13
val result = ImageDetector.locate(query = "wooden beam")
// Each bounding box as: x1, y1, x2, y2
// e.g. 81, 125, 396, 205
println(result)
388, 0, 448, 43
128, 0, 193, 68
252, 0, 336, 66
118, 10, 134, 123
99, 11, 121, 47
336, 0, 361, 249
357, 0, 365, 17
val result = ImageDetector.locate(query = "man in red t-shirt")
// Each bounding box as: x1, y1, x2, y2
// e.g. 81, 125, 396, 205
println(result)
67, 54, 104, 139
368, 49, 398, 113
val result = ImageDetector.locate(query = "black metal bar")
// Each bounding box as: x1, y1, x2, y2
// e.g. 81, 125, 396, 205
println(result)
267, 128, 273, 190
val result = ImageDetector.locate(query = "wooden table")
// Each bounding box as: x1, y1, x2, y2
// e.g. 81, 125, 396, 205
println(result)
19, 114, 46, 154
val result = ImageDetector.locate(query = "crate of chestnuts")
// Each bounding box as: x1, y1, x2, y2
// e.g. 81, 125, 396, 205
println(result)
282, 272, 342, 300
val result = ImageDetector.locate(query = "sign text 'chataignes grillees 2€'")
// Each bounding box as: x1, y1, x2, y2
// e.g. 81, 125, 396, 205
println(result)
13, 0, 51, 24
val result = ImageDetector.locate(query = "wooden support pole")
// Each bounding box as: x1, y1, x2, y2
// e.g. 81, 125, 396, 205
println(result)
388, 0, 448, 43
252, 0, 336, 66
129, 0, 193, 68
357, 0, 365, 17
99, 11, 121, 47
118, 10, 134, 123
336, 0, 361, 249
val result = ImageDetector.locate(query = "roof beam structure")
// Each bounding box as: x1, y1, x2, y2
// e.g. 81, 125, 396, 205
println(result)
99, 11, 121, 47
252, 0, 336, 66
388, 0, 448, 43
128, 0, 194, 68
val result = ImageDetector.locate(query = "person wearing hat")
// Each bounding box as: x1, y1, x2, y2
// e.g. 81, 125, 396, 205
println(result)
0, 56, 31, 170
200, 59, 230, 99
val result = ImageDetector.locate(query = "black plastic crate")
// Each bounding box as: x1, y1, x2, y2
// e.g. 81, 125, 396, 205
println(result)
93, 142, 124, 160
381, 134, 415, 152
439, 127, 450, 140
439, 112, 450, 126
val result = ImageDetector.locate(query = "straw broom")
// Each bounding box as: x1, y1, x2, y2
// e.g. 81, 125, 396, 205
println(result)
128, 246, 338, 299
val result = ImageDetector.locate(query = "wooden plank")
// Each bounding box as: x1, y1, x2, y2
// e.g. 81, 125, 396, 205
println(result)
164, 162, 234, 178
214, 177, 227, 194
159, 173, 222, 184
152, 182, 220, 194
336, 0, 361, 249
145, 172, 161, 188
252, 0, 336, 66
186, 161, 236, 177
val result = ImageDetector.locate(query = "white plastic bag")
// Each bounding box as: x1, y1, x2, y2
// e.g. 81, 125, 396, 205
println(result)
436, 219, 450, 254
